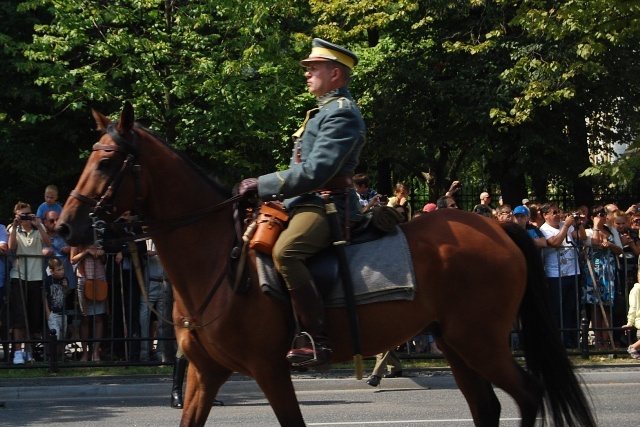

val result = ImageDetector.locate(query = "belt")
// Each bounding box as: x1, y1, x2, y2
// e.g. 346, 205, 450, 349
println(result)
149, 277, 163, 283
317, 174, 353, 192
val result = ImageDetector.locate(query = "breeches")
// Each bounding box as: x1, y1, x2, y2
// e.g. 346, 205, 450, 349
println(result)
273, 205, 331, 290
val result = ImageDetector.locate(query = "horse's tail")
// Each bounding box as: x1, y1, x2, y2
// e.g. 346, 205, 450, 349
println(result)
501, 222, 596, 427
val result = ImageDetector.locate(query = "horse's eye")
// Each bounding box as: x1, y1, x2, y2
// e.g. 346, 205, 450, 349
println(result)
97, 157, 113, 172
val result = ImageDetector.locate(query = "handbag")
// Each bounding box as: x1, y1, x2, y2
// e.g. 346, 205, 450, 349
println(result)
249, 201, 289, 255
84, 278, 108, 302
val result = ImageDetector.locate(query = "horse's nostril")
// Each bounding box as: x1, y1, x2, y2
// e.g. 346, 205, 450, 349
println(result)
56, 223, 70, 239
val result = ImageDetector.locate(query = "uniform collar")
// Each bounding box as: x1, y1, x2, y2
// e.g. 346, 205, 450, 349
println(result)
317, 86, 349, 107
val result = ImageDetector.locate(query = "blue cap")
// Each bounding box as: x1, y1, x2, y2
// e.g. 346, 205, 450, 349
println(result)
513, 205, 530, 216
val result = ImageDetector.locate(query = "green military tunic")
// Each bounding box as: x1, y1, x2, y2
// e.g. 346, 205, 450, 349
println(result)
258, 86, 366, 221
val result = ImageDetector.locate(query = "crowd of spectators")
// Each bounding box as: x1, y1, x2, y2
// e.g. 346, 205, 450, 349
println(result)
358, 175, 640, 356
0, 185, 174, 365
453, 190, 640, 352
3, 180, 639, 366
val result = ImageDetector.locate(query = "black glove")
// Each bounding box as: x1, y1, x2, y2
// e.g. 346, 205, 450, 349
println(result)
237, 178, 259, 197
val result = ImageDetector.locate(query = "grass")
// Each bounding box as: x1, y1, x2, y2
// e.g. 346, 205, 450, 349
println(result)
1, 355, 635, 379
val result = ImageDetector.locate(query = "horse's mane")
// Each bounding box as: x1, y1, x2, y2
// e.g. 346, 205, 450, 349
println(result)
120, 122, 232, 199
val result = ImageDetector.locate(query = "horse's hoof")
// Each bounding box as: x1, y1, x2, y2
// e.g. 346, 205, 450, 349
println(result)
366, 375, 381, 387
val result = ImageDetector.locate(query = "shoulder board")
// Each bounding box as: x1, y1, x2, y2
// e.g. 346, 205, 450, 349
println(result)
324, 96, 355, 110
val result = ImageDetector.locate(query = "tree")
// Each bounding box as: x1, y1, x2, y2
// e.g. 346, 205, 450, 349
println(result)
21, 0, 317, 182
0, 1, 91, 219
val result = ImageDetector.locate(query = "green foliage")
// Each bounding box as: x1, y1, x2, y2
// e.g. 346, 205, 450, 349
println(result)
2, 0, 639, 217
20, 0, 317, 182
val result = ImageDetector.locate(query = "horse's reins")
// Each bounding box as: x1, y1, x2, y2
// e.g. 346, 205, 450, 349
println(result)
69, 122, 245, 330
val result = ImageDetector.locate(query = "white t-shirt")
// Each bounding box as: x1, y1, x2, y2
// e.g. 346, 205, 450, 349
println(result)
540, 222, 581, 277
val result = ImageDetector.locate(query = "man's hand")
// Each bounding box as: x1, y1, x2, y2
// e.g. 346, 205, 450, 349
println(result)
238, 178, 259, 197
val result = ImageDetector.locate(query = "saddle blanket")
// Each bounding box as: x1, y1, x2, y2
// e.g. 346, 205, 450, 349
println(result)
256, 226, 416, 308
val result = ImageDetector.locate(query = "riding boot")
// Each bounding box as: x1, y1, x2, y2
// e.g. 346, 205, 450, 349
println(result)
171, 357, 187, 408
286, 281, 331, 368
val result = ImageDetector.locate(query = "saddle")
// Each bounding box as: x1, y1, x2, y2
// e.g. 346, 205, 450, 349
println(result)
255, 225, 416, 307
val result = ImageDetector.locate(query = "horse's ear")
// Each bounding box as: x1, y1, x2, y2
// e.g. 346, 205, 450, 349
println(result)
116, 101, 135, 134
92, 109, 111, 131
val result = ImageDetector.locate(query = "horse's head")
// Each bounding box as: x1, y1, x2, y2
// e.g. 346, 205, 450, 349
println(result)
58, 102, 146, 246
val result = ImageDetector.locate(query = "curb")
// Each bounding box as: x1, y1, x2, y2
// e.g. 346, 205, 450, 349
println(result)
1, 365, 637, 401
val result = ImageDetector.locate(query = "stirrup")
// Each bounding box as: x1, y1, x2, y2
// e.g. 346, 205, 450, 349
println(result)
287, 332, 331, 369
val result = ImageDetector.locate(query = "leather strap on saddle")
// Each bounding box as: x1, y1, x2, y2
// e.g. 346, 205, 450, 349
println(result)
315, 174, 353, 242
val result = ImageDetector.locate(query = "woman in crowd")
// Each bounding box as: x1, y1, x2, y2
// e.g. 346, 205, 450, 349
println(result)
71, 244, 108, 362
582, 206, 621, 349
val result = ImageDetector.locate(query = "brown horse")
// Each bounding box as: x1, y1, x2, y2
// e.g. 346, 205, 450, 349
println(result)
58, 102, 595, 427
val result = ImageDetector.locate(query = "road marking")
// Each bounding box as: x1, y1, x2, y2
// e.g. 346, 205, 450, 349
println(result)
309, 418, 524, 425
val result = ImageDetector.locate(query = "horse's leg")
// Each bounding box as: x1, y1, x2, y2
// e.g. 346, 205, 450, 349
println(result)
180, 359, 233, 427
468, 347, 543, 427
443, 336, 543, 427
252, 364, 306, 427
438, 339, 501, 427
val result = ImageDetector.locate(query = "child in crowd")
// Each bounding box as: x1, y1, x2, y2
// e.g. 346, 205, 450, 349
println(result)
624, 275, 640, 360
43, 258, 69, 357
36, 185, 63, 221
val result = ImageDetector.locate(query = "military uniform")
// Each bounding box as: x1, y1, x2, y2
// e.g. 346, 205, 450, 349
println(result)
240, 38, 365, 367
259, 83, 365, 286
258, 86, 366, 219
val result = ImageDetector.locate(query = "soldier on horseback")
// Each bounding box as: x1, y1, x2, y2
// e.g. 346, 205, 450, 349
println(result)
237, 38, 366, 368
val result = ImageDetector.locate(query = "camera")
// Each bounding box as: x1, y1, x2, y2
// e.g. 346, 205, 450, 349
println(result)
571, 213, 581, 223
597, 211, 606, 217
379, 195, 388, 204
19, 214, 32, 221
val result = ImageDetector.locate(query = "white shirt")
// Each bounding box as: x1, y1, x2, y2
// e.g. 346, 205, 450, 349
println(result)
540, 222, 581, 277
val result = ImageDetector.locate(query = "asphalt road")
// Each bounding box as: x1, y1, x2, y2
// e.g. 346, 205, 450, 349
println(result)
1, 367, 638, 426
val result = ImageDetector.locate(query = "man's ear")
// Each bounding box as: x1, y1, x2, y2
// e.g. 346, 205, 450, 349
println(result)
331, 66, 342, 82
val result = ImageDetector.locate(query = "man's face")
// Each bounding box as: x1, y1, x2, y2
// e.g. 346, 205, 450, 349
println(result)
17, 208, 33, 228
513, 214, 529, 228
496, 209, 513, 223
45, 212, 59, 231
631, 214, 640, 230
444, 197, 457, 209
304, 62, 336, 97
543, 206, 561, 227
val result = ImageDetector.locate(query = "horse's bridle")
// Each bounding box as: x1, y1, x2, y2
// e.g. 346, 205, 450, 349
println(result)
69, 122, 243, 247
69, 122, 246, 331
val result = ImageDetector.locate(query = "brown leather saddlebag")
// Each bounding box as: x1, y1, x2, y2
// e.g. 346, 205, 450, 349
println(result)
249, 202, 289, 255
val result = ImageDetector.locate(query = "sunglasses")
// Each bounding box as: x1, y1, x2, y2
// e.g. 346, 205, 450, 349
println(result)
544, 210, 560, 215
448, 203, 457, 208
47, 219, 57, 223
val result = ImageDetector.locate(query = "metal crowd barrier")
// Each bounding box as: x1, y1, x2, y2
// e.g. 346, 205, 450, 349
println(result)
542, 244, 637, 359
1, 252, 177, 371
1, 244, 638, 372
